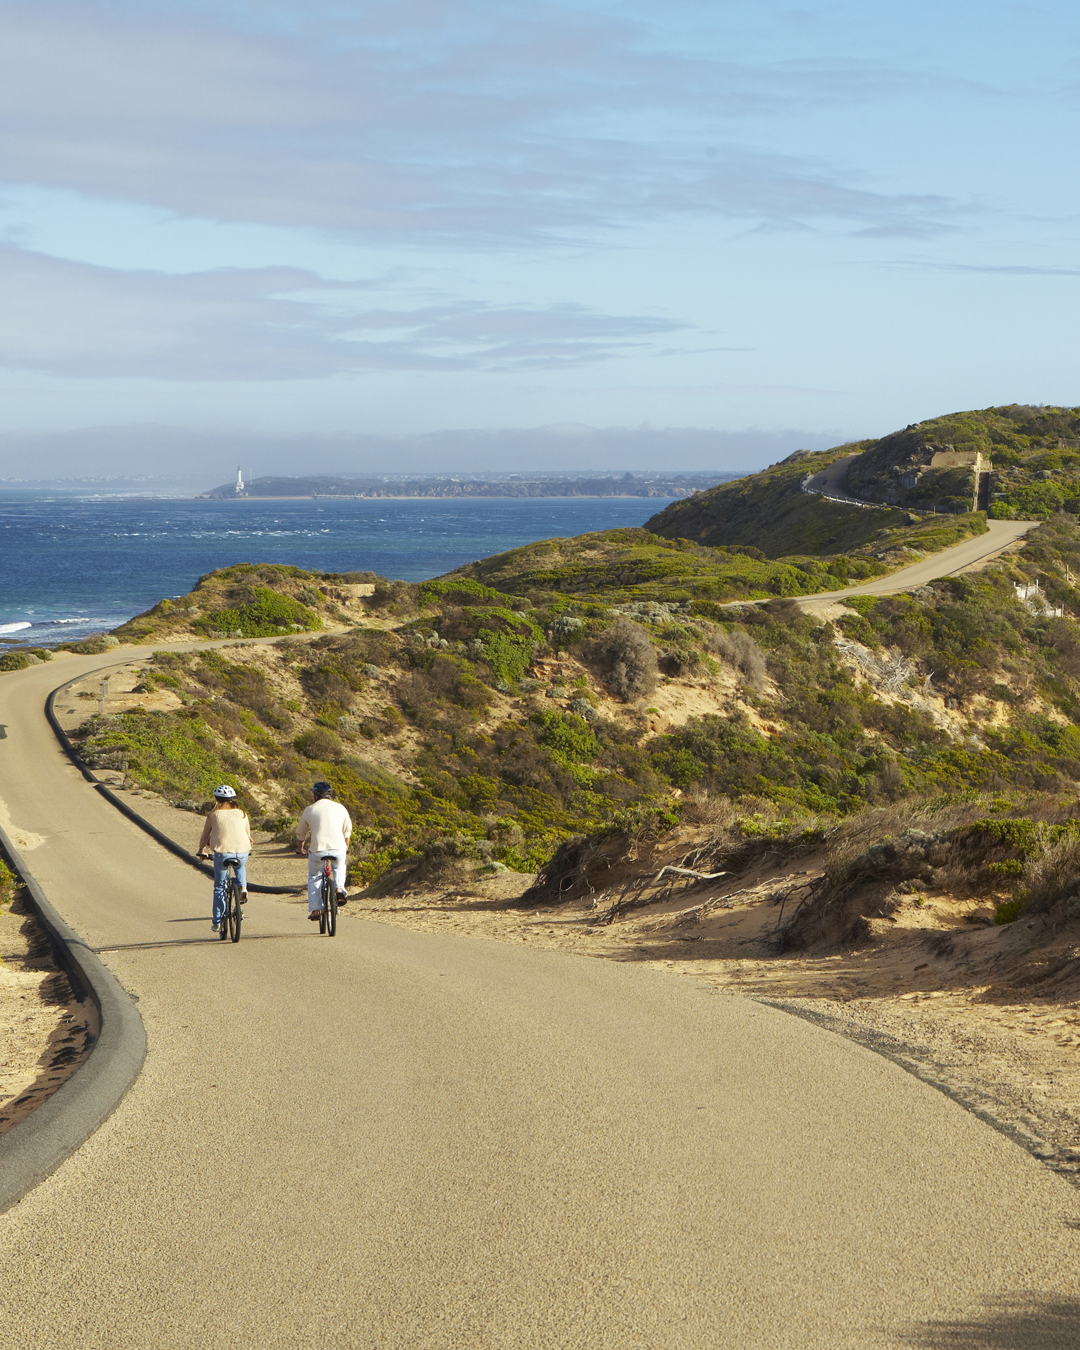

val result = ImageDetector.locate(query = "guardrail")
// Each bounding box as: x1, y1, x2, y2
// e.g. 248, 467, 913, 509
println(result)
0, 822, 147, 1213
801, 475, 886, 511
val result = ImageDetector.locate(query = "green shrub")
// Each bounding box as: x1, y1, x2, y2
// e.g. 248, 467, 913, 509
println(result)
294, 727, 343, 761
593, 618, 658, 701
194, 587, 321, 638
77, 711, 233, 803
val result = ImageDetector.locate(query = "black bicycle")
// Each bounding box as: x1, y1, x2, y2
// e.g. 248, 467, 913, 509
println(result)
219, 856, 243, 944
316, 853, 338, 937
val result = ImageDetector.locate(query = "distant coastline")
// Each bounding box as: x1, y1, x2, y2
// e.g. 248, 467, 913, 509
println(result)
197, 471, 745, 501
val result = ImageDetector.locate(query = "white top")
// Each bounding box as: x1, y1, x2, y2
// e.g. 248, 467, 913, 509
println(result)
296, 799, 353, 853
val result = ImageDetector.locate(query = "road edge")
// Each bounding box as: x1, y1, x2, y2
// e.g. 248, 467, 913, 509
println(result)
45, 679, 301, 896
0, 822, 147, 1216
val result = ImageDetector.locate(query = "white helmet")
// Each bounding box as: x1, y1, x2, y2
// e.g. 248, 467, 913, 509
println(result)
212, 785, 237, 799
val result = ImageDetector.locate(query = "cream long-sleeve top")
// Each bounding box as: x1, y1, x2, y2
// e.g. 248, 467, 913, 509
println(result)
198, 806, 253, 854
296, 799, 353, 853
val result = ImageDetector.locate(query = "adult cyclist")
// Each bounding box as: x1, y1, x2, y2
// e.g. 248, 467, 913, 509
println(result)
197, 785, 253, 933
296, 781, 352, 922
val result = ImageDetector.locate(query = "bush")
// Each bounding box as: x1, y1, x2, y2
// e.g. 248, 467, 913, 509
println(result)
60, 634, 120, 655
1013, 832, 1080, 915
0, 651, 32, 672
76, 711, 232, 802
294, 727, 343, 761
708, 630, 767, 689
194, 587, 321, 639
594, 618, 658, 701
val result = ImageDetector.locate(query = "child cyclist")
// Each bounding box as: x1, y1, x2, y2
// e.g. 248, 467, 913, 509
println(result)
296, 781, 352, 921
197, 785, 253, 933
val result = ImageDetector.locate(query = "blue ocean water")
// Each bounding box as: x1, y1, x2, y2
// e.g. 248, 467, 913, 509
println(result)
0, 495, 675, 644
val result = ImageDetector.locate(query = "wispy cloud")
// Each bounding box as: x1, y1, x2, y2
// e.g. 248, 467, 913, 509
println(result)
0, 245, 689, 378
0, 1, 961, 242
560, 383, 847, 397
881, 259, 1080, 276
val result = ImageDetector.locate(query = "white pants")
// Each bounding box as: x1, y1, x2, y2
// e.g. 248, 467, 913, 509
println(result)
308, 851, 347, 911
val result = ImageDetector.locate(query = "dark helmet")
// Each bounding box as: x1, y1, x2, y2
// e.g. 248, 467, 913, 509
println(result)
312, 781, 334, 799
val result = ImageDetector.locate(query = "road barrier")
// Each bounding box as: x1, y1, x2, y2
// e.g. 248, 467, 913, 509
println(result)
0, 822, 147, 1214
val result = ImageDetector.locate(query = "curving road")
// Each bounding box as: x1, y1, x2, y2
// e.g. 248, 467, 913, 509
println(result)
797, 517, 1037, 607
0, 542, 1076, 1346
802, 452, 871, 507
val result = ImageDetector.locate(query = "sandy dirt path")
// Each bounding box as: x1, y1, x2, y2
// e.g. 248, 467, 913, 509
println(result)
2, 659, 1080, 1346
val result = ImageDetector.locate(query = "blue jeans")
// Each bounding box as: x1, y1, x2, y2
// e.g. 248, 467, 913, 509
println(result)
212, 852, 249, 923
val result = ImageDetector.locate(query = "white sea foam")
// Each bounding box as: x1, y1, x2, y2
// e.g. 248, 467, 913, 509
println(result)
0, 621, 31, 633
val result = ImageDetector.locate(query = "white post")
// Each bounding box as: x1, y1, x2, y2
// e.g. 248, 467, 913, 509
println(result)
98, 678, 109, 714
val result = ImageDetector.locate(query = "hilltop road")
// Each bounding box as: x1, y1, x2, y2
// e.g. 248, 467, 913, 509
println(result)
796, 517, 1037, 608
2, 650, 1080, 1347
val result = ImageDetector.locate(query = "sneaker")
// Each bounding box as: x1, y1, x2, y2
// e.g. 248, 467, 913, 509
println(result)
211, 921, 220, 932
308, 910, 322, 922
240, 892, 248, 904
336, 890, 348, 905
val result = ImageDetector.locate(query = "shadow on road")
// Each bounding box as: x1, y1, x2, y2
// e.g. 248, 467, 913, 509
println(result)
92, 934, 315, 953
903, 1295, 1080, 1348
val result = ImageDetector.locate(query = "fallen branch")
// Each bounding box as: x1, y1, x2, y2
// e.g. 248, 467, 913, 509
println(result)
596, 866, 729, 924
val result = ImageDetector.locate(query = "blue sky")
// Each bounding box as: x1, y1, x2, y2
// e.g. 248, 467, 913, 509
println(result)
1, 0, 1078, 475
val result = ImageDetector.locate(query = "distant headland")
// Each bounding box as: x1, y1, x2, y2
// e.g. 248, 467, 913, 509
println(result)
196, 470, 746, 500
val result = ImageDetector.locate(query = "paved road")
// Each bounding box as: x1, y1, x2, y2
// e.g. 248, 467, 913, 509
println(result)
797, 518, 1037, 607
803, 453, 869, 506
1, 639, 1078, 1344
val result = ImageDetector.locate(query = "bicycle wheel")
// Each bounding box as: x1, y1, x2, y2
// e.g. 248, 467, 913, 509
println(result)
229, 876, 242, 943
218, 891, 229, 941
219, 870, 232, 940
326, 873, 338, 938
321, 867, 335, 936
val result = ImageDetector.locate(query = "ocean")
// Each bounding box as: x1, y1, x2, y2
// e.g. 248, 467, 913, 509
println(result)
0, 494, 675, 645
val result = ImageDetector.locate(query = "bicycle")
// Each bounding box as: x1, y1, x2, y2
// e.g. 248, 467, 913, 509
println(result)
219, 856, 243, 944
316, 853, 338, 937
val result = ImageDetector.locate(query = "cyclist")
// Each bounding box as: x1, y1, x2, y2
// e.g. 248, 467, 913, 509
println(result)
197, 785, 253, 933
296, 781, 352, 922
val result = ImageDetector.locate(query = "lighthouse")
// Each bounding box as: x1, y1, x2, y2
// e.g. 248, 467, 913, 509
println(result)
235, 466, 245, 495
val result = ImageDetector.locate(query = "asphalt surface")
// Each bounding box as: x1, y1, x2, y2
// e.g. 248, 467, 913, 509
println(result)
0, 606, 1077, 1345
799, 518, 1037, 606
803, 453, 869, 506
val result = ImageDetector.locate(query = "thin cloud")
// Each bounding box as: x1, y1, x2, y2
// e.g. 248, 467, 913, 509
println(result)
0, 1, 963, 242
0, 245, 690, 378
878, 259, 1080, 276
565, 383, 848, 397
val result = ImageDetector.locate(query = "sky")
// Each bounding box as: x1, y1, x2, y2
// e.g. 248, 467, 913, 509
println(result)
1, 0, 1079, 479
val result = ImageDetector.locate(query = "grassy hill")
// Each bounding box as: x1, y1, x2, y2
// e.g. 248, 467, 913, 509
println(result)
844, 404, 1080, 519
39, 510, 1080, 915
21, 405, 1080, 931
643, 441, 987, 560
646, 405, 1080, 555
108, 563, 379, 645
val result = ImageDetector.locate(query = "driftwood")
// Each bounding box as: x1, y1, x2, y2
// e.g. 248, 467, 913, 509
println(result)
595, 865, 728, 924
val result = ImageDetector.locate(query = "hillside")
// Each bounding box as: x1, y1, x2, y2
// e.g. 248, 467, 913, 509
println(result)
643, 441, 988, 560
646, 405, 1080, 554
844, 404, 1080, 519
106, 563, 379, 646
33, 514, 1080, 907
